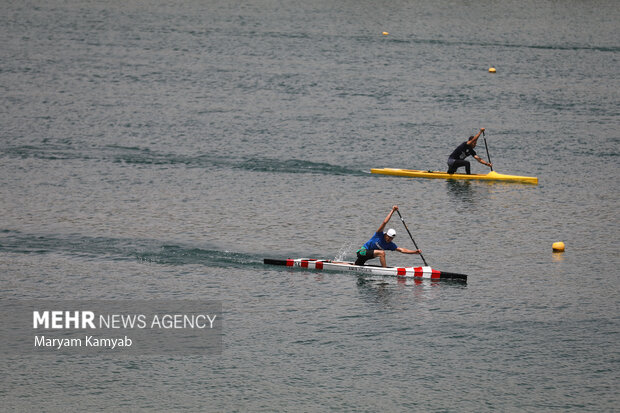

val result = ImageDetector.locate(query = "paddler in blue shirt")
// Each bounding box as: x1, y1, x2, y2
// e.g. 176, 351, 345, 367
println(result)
355, 205, 422, 267
447, 127, 492, 174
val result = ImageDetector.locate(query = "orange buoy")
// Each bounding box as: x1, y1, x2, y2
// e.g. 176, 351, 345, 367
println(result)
552, 242, 565, 252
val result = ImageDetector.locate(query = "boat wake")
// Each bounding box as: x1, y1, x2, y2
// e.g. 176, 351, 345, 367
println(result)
0, 230, 263, 269
1, 144, 366, 177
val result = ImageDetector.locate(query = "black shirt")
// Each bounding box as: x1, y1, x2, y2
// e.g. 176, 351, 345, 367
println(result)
449, 141, 477, 160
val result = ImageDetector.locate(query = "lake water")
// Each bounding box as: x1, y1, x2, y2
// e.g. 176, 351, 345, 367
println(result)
1, 0, 619, 411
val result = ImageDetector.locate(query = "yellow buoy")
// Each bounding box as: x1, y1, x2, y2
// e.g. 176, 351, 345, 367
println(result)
382, 31, 389, 36
489, 67, 496, 73
552, 242, 565, 252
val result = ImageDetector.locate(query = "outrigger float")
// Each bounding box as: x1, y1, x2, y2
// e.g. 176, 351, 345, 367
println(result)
264, 258, 467, 282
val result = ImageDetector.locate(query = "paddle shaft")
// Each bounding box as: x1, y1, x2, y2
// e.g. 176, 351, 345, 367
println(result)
395, 210, 428, 266
482, 130, 493, 171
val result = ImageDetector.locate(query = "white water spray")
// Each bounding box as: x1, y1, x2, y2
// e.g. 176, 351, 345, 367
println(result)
333, 241, 355, 262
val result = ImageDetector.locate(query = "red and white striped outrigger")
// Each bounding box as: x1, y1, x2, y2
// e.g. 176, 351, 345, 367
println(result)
264, 258, 467, 282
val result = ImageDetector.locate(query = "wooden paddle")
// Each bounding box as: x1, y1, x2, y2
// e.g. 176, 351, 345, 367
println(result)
482, 130, 494, 171
395, 210, 428, 266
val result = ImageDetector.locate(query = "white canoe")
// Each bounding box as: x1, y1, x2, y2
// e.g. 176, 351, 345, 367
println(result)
264, 258, 467, 282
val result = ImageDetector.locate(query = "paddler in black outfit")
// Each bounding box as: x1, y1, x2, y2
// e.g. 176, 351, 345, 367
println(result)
447, 128, 493, 174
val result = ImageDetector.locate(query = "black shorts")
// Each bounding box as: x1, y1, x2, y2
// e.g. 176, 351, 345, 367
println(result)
354, 248, 376, 266
447, 158, 471, 174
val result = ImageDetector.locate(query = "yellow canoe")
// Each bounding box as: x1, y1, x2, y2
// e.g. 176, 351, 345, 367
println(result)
370, 168, 538, 185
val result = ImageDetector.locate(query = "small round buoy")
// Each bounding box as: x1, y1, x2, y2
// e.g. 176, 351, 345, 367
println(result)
382, 31, 389, 36
552, 242, 565, 252
489, 67, 496, 73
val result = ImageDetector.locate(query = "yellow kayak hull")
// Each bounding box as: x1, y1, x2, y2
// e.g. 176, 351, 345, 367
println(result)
370, 168, 538, 185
